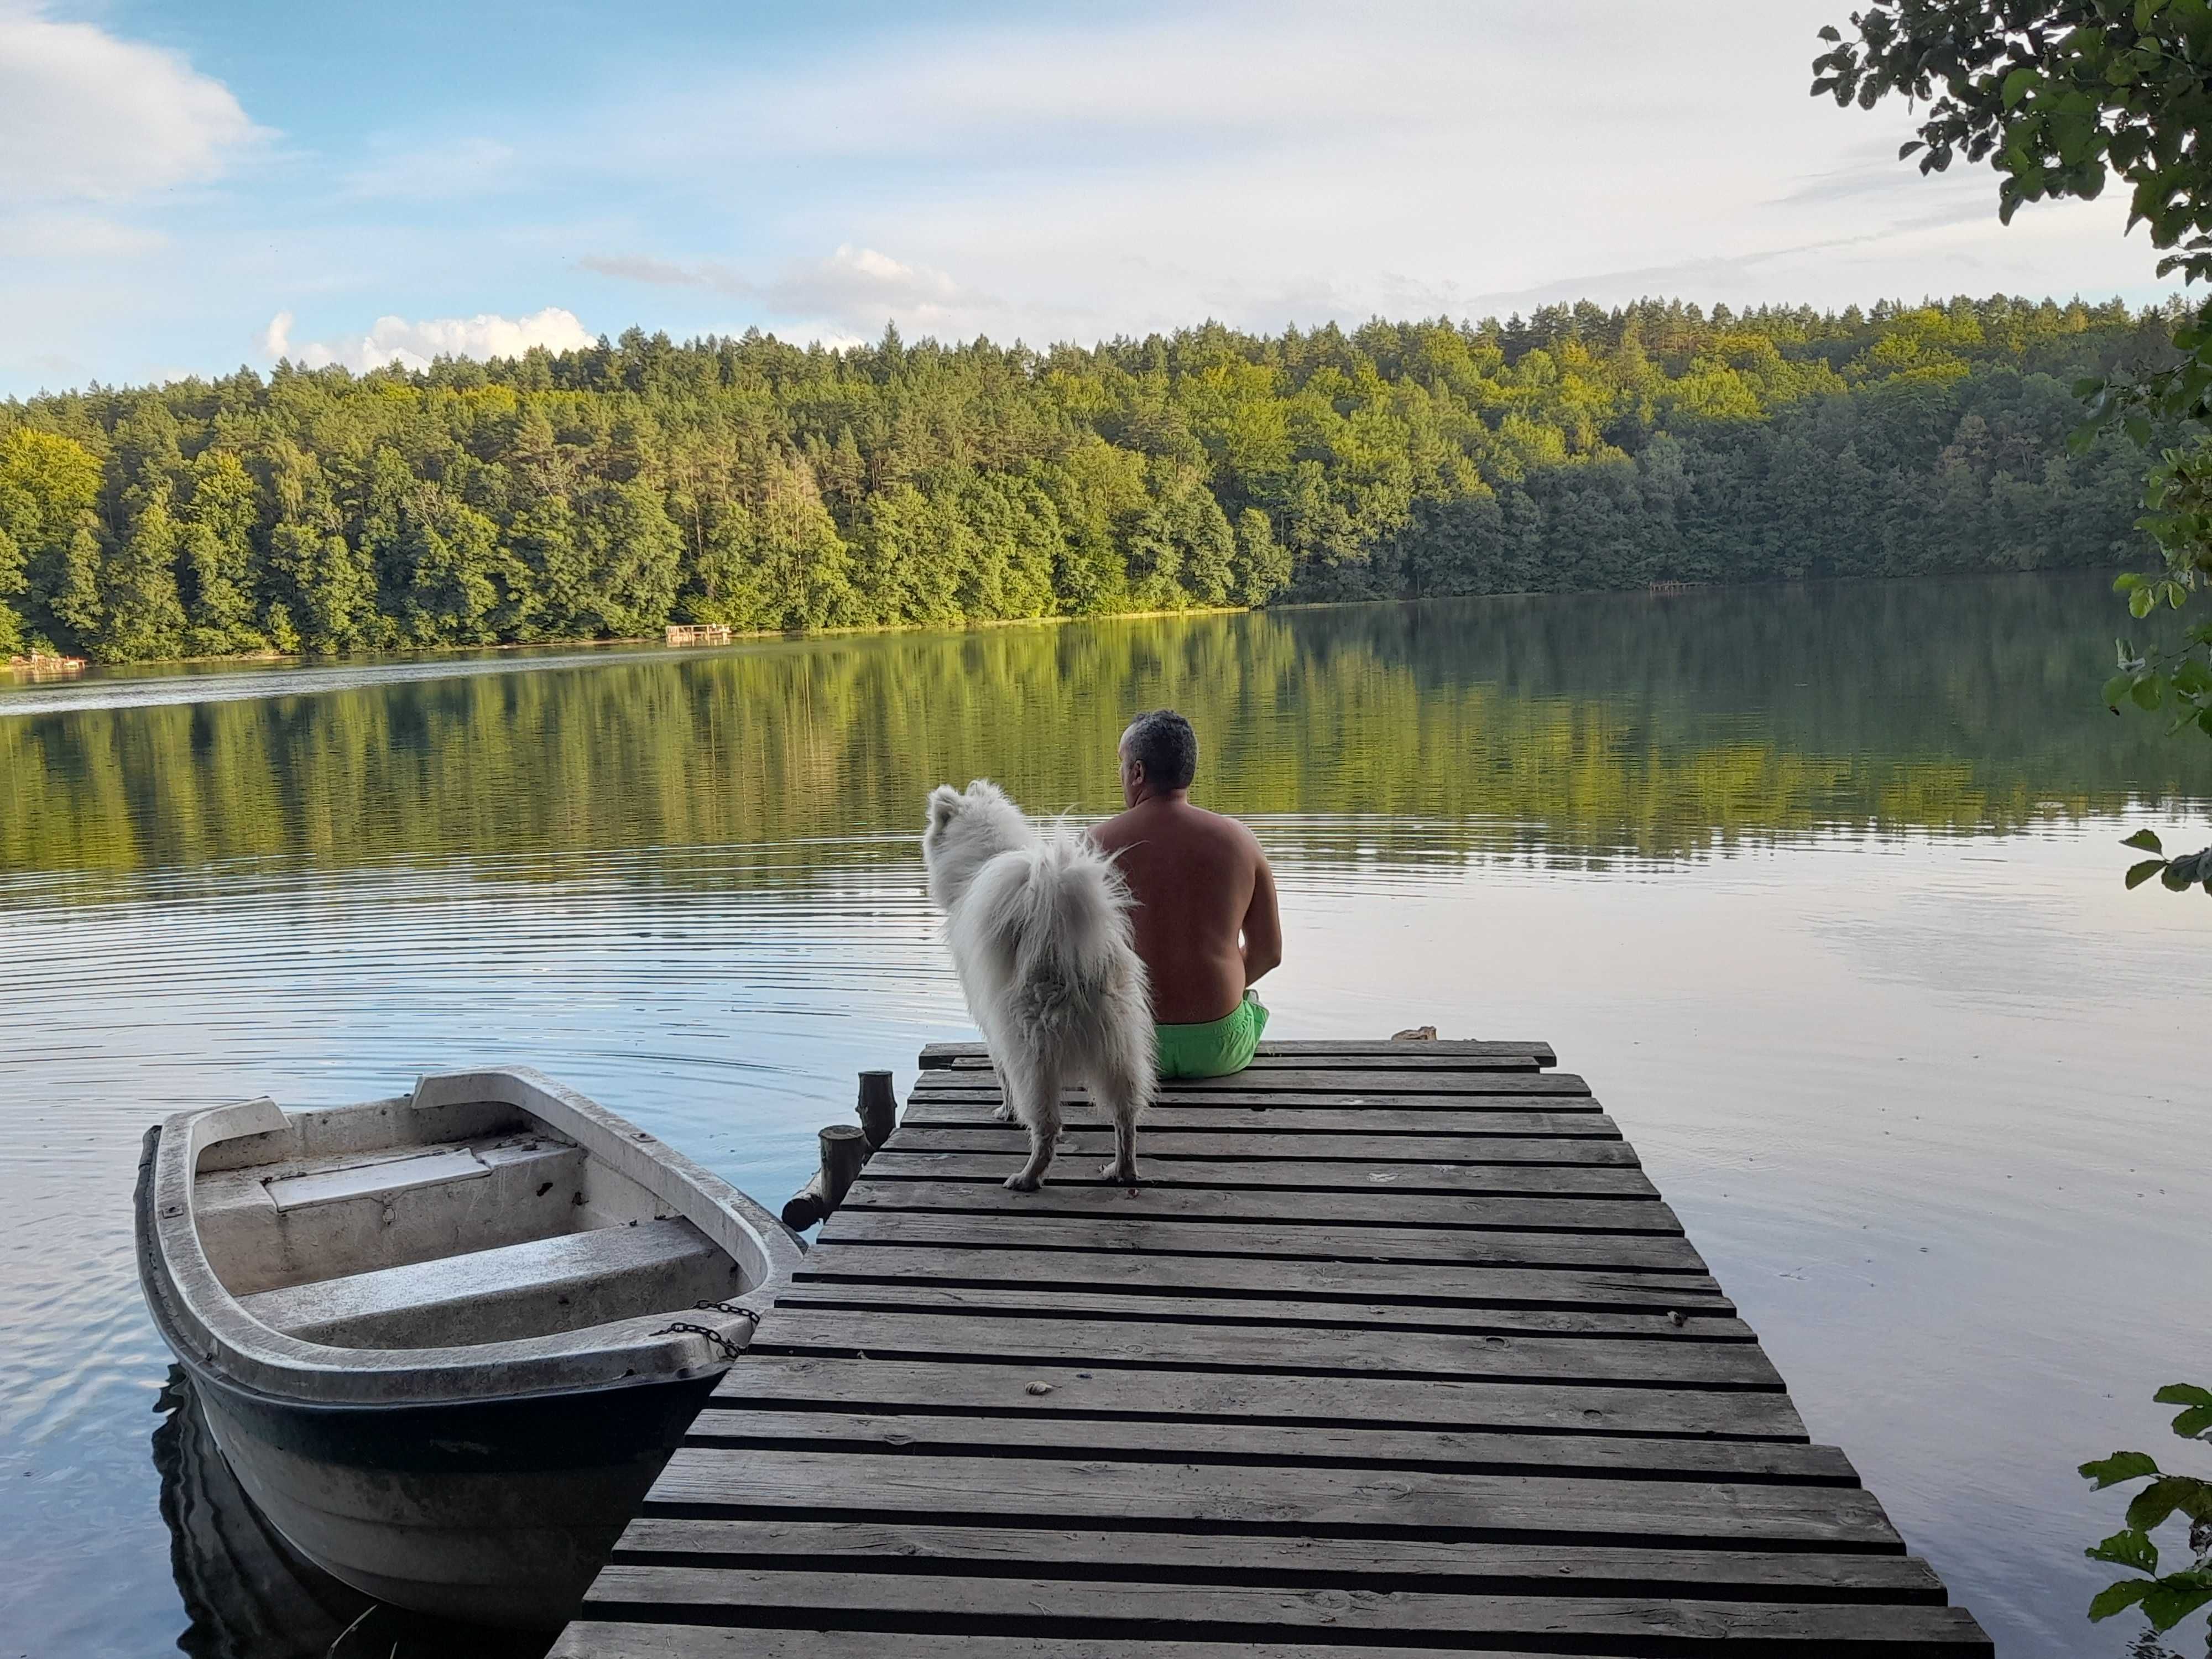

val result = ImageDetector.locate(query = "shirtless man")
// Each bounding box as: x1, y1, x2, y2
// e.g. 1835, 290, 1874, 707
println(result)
1091, 709, 1282, 1079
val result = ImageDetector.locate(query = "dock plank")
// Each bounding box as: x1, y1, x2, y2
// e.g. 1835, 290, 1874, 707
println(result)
612, 1520, 1942, 1598
770, 1284, 1743, 1340
899, 1100, 1623, 1134
791, 1244, 1733, 1311
682, 1411, 1848, 1481
554, 1038, 1988, 1656
911, 1069, 1595, 1097
838, 1181, 1683, 1235
817, 1209, 1713, 1271
860, 1150, 1660, 1196
922, 1039, 1560, 1067
743, 1309, 1783, 1387
885, 1127, 1644, 1164
706, 1355, 1812, 1439
583, 1570, 1994, 1651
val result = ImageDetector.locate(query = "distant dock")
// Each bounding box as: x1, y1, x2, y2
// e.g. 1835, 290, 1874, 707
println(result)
552, 1038, 1991, 1655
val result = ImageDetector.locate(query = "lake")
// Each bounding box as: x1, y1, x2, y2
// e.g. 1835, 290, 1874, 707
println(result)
3, 569, 2206, 1658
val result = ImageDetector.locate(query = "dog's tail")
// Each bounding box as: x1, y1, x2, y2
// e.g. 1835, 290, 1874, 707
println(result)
972, 825, 1144, 1039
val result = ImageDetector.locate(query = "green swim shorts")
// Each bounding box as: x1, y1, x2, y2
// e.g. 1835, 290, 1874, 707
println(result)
1155, 991, 1269, 1080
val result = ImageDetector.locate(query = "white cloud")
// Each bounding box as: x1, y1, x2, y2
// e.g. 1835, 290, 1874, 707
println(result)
0, 6, 264, 204
272, 307, 596, 373
580, 243, 979, 334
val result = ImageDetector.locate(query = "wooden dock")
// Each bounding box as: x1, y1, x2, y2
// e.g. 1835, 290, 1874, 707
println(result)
552, 1040, 1991, 1656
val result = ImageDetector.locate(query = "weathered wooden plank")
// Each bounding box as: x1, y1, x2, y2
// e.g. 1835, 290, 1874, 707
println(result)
885, 1126, 1644, 1165
580, 1569, 1992, 1650
644, 1450, 1901, 1546
897, 1100, 1623, 1135
945, 1052, 1544, 1074
707, 1355, 1810, 1439
685, 1410, 1847, 1482
911, 1069, 1593, 1097
792, 1244, 1733, 1312
747, 1310, 1783, 1388
859, 1150, 1661, 1197
555, 1628, 1618, 1659
610, 1518, 1944, 1600
818, 1209, 1710, 1271
921, 1039, 1559, 1067
773, 1283, 1743, 1340
839, 1180, 1683, 1235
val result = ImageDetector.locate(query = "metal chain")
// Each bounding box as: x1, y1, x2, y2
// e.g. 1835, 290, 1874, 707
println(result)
693, 1301, 761, 1325
654, 1320, 747, 1360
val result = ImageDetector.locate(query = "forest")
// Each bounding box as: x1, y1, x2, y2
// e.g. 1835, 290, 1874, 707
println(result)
0, 295, 2174, 664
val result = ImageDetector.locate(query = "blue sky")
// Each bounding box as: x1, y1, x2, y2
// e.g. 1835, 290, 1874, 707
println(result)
0, 1, 2173, 397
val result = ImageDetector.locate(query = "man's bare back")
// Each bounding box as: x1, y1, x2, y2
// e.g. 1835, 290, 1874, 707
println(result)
1091, 711, 1281, 1026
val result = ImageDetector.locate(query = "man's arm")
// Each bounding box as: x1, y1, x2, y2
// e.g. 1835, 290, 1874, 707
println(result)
1240, 853, 1282, 985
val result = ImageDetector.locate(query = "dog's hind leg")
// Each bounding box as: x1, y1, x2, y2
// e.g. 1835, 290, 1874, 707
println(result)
1003, 1058, 1062, 1192
1092, 1059, 1145, 1188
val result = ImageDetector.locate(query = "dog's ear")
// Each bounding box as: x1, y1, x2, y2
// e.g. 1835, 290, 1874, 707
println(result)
926, 784, 963, 832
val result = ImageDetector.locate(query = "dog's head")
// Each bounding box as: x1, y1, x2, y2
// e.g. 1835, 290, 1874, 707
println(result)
922, 779, 1029, 910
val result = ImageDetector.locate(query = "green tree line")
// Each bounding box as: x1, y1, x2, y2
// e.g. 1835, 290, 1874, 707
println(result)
0, 295, 2173, 664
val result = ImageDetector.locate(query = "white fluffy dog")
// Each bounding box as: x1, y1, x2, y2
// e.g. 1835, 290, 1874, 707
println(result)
921, 780, 1154, 1191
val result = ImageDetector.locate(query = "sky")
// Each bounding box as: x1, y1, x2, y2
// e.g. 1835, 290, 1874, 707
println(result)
0, 0, 2179, 397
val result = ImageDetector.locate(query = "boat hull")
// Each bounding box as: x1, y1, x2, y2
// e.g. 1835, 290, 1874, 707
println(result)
169, 1276, 717, 1627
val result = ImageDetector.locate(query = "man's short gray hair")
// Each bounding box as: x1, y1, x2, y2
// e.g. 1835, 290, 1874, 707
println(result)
1124, 709, 1197, 790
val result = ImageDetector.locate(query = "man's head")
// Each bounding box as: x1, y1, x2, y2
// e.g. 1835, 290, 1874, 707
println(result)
1119, 709, 1197, 806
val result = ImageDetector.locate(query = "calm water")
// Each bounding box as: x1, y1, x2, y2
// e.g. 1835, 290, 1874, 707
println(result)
3, 571, 2208, 1658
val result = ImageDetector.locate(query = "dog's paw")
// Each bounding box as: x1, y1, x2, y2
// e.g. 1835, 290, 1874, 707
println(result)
991, 1102, 1015, 1122
1003, 1171, 1042, 1192
1100, 1159, 1139, 1186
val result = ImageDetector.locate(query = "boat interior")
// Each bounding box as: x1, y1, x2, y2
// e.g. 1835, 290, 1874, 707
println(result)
191, 1095, 750, 1350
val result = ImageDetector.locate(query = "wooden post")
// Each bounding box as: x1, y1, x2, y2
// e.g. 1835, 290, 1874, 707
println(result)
855, 1071, 898, 1148
785, 1123, 869, 1230
818, 1124, 867, 1206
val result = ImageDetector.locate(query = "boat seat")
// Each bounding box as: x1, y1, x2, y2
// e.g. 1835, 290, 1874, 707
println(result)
237, 1217, 746, 1349
194, 1136, 589, 1296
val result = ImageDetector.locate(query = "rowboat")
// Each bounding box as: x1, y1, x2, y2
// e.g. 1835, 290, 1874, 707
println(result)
134, 1067, 801, 1630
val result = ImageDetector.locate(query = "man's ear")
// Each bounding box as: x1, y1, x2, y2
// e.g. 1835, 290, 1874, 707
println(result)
926, 784, 962, 830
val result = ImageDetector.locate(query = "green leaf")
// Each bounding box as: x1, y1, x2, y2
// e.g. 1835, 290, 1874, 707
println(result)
2126, 1474, 2203, 1530
2090, 1577, 2153, 1620
2003, 65, 2040, 108
2142, 1578, 2212, 1633
2123, 828, 2166, 852
2154, 1384, 2212, 1408
2116, 571, 2145, 591
2132, 586, 2158, 617
2128, 858, 2169, 889
2087, 1527, 2161, 1572
2083, 1449, 2162, 1487
2106, 672, 2137, 708
2171, 1404, 2212, 1436
2133, 672, 2166, 709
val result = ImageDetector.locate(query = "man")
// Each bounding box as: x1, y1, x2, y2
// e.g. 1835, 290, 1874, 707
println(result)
1091, 709, 1282, 1079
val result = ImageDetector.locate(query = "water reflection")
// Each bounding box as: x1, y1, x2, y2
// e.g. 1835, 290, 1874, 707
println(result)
3, 572, 2205, 894
153, 1371, 549, 1659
